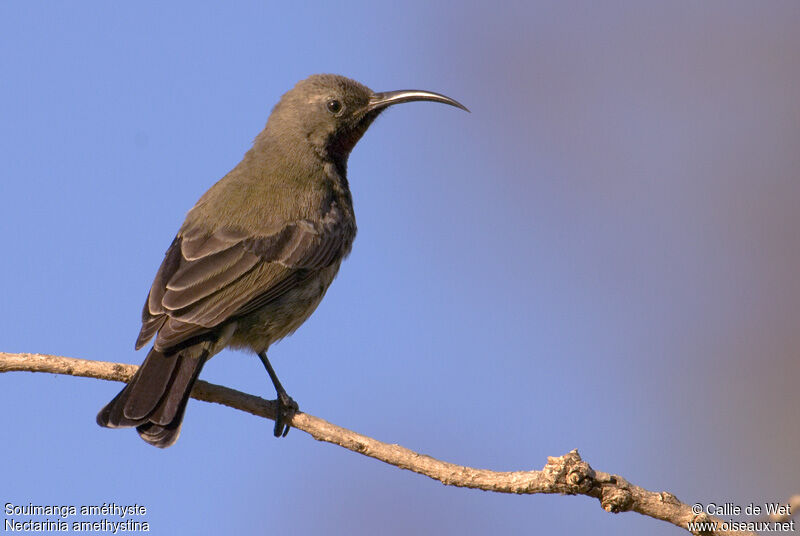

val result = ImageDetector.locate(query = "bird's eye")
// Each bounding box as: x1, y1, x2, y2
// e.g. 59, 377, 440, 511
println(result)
326, 99, 343, 115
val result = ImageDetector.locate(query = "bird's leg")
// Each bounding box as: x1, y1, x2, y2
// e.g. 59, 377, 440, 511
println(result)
257, 351, 298, 437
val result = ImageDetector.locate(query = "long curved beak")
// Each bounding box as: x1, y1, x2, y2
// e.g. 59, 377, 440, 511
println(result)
368, 89, 470, 112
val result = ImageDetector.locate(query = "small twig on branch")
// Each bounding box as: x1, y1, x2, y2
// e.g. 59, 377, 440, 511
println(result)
0, 351, 765, 536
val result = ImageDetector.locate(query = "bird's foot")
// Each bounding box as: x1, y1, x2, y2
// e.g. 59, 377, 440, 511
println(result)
273, 391, 299, 438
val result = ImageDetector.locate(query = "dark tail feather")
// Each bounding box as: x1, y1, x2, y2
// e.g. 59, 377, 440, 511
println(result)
97, 345, 209, 448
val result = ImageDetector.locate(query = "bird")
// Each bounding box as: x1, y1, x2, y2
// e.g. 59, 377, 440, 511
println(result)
96, 73, 468, 448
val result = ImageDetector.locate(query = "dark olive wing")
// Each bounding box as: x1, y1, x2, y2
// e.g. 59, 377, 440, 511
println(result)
136, 209, 352, 352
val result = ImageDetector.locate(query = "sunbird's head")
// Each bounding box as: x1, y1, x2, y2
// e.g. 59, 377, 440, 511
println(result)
265, 74, 468, 162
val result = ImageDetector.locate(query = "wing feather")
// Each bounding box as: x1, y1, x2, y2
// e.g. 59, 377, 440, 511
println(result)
136, 205, 353, 353
181, 227, 250, 260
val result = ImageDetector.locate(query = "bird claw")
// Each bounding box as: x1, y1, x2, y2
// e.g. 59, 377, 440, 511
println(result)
273, 391, 299, 438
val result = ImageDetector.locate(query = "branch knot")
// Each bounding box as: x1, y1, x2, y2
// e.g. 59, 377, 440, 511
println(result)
601, 485, 634, 513
544, 449, 596, 494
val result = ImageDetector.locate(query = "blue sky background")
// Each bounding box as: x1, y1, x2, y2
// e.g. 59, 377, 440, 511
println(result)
2, 2, 799, 534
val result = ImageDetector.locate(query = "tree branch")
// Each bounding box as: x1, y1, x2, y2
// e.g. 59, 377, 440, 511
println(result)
0, 351, 765, 536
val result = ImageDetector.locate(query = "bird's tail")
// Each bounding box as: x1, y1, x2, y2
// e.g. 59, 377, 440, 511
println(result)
96, 344, 209, 448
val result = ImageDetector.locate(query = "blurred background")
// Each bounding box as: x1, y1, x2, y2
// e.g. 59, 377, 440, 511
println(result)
1, 1, 798, 534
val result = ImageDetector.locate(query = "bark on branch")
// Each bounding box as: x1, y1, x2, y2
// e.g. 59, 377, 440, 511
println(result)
0, 351, 774, 536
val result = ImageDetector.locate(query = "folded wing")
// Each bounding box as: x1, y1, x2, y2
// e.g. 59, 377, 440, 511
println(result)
136, 204, 353, 352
